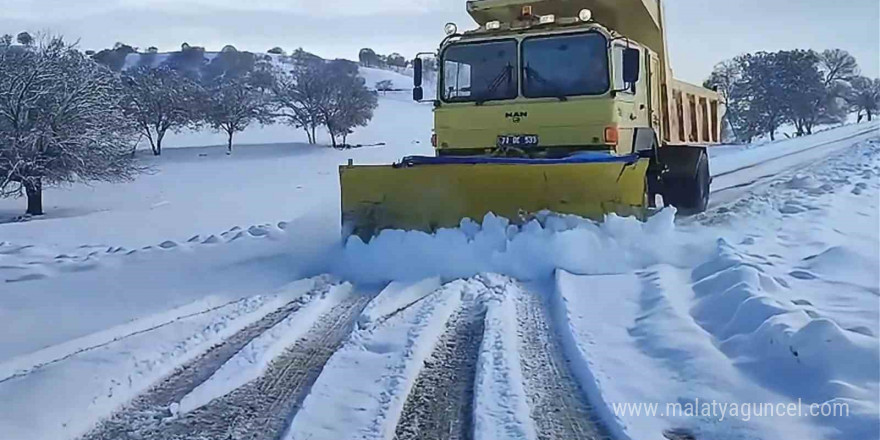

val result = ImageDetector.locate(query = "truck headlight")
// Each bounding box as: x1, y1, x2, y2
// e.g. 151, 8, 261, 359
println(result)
444, 22, 458, 35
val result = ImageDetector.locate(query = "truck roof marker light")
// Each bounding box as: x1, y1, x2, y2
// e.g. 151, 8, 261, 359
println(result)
578, 9, 593, 22
539, 14, 556, 24
444, 22, 458, 35
486, 20, 502, 30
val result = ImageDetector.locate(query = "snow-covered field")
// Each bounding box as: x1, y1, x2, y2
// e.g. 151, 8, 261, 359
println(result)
0, 67, 878, 440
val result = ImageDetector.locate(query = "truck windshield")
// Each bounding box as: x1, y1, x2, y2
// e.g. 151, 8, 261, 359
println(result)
521, 33, 609, 98
442, 40, 517, 103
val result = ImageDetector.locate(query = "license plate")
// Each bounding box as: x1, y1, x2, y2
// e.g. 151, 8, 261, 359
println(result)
497, 135, 539, 147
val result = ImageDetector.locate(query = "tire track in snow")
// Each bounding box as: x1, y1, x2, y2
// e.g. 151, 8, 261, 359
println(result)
286, 279, 468, 440
150, 291, 372, 440
79, 280, 364, 440
79, 293, 317, 440
516, 281, 612, 440
393, 298, 485, 440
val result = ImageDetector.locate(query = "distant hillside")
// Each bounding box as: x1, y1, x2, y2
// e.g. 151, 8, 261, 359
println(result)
108, 48, 414, 92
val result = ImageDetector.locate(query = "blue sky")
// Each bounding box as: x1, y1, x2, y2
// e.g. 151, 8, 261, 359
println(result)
2, 0, 877, 84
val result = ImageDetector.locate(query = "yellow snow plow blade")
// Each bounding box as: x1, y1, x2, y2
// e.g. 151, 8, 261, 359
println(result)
340, 156, 649, 239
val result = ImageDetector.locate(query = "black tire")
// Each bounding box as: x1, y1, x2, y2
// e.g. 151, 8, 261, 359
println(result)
659, 148, 710, 214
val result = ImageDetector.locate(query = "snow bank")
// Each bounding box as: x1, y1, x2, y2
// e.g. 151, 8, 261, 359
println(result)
696, 240, 880, 438
286, 279, 470, 440
473, 276, 537, 440
553, 268, 823, 440
178, 281, 351, 414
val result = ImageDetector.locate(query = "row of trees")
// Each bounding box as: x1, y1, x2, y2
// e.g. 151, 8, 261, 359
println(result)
1, 34, 380, 216
96, 43, 379, 154
706, 49, 879, 142
358, 48, 408, 69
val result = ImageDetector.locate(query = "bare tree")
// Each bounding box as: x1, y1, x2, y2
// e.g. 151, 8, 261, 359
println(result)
204, 75, 272, 153
121, 66, 204, 155
268, 51, 338, 145
798, 49, 862, 133
386, 53, 407, 69
848, 77, 880, 122
375, 79, 394, 95
359, 48, 379, 67
0, 36, 140, 216
705, 59, 744, 141
270, 62, 325, 144
819, 49, 860, 87
779, 50, 828, 137
318, 61, 378, 147
16, 32, 34, 46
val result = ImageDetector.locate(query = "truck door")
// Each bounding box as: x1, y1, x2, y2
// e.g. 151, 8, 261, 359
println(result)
649, 52, 662, 139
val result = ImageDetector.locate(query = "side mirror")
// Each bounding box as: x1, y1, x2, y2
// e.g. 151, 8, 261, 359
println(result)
413, 86, 424, 102
623, 48, 640, 84
413, 57, 423, 88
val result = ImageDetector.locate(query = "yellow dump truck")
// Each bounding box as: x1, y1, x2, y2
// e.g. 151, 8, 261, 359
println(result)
341, 0, 721, 238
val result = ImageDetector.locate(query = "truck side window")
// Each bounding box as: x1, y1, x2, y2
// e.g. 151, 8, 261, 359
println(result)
612, 45, 637, 94
444, 60, 473, 99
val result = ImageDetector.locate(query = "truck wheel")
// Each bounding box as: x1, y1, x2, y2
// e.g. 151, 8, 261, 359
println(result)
654, 146, 710, 215
666, 149, 710, 214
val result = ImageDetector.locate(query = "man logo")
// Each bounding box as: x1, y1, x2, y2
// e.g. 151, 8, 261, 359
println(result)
505, 111, 527, 123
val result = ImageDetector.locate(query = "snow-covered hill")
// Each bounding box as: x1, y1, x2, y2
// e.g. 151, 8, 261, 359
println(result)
360, 66, 414, 91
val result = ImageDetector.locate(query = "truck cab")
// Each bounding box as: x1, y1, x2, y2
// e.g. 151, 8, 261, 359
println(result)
431, 11, 654, 158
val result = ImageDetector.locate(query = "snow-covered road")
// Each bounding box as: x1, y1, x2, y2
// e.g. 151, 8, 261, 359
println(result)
709, 123, 880, 206
0, 94, 877, 440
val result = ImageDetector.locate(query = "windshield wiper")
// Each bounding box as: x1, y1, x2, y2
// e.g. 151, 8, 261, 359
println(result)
475, 63, 513, 105
523, 65, 568, 101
